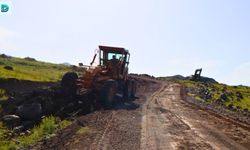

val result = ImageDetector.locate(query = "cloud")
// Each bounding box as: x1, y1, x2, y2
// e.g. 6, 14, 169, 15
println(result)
222, 62, 250, 86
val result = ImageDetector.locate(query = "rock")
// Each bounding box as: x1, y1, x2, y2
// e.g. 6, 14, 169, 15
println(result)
22, 120, 36, 129
65, 102, 75, 112
228, 104, 233, 109
236, 92, 243, 101
199, 87, 212, 100
20, 132, 25, 136
222, 87, 227, 92
17, 103, 42, 120
41, 100, 55, 115
3, 65, 13, 70
220, 93, 228, 101
2, 115, 21, 128
13, 125, 25, 132
26, 130, 31, 134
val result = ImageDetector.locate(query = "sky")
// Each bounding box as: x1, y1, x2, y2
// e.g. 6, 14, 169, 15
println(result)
0, 0, 249, 86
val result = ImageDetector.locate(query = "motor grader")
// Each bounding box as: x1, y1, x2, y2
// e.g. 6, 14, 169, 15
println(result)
61, 45, 136, 109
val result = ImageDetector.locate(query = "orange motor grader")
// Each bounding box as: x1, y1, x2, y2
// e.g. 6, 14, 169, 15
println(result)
61, 45, 136, 108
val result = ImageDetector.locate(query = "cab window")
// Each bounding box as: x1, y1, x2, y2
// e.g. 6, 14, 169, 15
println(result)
107, 53, 123, 60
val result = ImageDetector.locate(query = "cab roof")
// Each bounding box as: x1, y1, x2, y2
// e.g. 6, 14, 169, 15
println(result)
99, 45, 129, 54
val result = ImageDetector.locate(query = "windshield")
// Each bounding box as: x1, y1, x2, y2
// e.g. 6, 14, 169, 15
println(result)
107, 53, 124, 60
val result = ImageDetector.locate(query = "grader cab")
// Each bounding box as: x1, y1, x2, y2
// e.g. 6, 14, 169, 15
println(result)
61, 45, 136, 109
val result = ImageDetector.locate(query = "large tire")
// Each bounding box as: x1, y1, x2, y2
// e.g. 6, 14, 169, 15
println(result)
61, 72, 78, 97
126, 80, 136, 100
100, 80, 118, 109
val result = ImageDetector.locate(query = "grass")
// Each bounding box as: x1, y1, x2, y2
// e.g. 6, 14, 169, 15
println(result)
59, 120, 72, 130
0, 116, 72, 150
0, 56, 71, 82
76, 127, 91, 135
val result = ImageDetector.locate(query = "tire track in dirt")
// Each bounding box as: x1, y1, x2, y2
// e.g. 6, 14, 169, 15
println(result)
90, 111, 116, 150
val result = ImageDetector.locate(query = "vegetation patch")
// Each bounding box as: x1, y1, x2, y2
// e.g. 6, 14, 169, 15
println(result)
76, 127, 91, 135
0, 116, 72, 150
178, 80, 250, 111
159, 77, 250, 111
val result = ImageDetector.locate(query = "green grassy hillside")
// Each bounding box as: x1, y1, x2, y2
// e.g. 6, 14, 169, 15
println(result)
0, 55, 74, 149
0, 55, 71, 82
159, 78, 250, 111
183, 80, 250, 110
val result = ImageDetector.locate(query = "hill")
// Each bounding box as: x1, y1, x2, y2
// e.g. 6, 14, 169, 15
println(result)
0, 54, 71, 82
158, 75, 218, 83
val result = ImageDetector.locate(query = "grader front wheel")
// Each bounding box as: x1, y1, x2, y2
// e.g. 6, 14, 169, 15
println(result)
61, 72, 78, 97
126, 80, 136, 100
100, 80, 118, 109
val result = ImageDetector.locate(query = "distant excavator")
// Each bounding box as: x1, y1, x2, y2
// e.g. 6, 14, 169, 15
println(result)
61, 45, 136, 109
192, 68, 202, 81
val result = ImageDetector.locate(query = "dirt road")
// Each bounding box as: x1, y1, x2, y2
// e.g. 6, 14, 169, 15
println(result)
141, 82, 250, 150
34, 79, 250, 150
